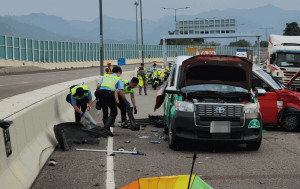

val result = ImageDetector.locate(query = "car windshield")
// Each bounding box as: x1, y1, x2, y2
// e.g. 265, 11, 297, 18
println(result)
256, 69, 285, 89
181, 84, 248, 93
276, 52, 300, 67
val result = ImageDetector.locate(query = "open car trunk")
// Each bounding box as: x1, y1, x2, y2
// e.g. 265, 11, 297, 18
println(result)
154, 55, 253, 111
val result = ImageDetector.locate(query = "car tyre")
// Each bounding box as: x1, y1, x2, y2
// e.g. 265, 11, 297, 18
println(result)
168, 123, 180, 150
280, 114, 299, 132
163, 115, 169, 135
246, 139, 261, 151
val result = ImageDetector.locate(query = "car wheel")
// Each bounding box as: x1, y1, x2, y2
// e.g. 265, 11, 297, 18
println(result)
246, 139, 261, 151
163, 115, 169, 135
168, 123, 180, 150
280, 114, 299, 131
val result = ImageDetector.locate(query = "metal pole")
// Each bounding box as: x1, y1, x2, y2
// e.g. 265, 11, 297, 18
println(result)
139, 0, 144, 64
99, 0, 104, 76
175, 9, 177, 22
163, 38, 167, 65
4, 35, 7, 60
257, 36, 260, 65
135, 2, 139, 44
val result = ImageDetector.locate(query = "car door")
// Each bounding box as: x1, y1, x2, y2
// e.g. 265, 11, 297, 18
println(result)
252, 73, 278, 124
165, 67, 177, 127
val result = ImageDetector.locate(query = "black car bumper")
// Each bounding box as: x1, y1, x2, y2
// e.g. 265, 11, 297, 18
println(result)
170, 111, 262, 143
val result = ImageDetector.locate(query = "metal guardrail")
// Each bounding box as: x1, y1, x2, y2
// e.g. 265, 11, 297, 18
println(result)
0, 35, 257, 63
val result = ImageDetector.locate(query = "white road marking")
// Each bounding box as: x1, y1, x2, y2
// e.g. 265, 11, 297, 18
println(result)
106, 128, 115, 189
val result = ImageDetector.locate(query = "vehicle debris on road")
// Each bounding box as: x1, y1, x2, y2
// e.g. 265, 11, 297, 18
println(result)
76, 148, 145, 155
150, 141, 161, 144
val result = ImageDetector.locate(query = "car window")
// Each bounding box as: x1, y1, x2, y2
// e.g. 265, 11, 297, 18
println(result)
252, 74, 272, 92
170, 67, 176, 87
256, 70, 284, 89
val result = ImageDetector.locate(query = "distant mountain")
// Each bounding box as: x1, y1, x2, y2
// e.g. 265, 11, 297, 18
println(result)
1, 4, 300, 44
0, 16, 82, 42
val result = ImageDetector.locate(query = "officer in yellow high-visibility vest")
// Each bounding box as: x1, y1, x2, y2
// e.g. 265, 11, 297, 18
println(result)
117, 77, 139, 127
138, 63, 148, 95
97, 66, 124, 136
105, 61, 112, 74
70, 85, 93, 123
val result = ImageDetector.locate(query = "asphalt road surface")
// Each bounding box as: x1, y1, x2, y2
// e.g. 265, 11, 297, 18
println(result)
0, 63, 147, 100
32, 86, 300, 189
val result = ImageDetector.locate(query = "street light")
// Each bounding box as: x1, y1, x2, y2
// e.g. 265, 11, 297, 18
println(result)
134, 1, 139, 45
259, 27, 274, 41
99, 0, 104, 76
139, 0, 144, 64
162, 7, 190, 22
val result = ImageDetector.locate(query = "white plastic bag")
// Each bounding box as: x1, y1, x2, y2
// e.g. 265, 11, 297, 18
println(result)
81, 112, 98, 129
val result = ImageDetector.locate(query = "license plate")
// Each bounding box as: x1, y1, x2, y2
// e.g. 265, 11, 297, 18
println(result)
210, 121, 231, 133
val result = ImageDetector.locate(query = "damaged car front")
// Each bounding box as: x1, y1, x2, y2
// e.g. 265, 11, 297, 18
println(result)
158, 55, 264, 150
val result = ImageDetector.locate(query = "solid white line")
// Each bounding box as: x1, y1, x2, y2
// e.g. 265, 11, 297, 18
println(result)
106, 128, 115, 189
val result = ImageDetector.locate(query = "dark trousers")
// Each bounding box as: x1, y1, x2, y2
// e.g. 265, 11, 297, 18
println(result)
117, 94, 127, 122
75, 97, 89, 123
99, 91, 118, 128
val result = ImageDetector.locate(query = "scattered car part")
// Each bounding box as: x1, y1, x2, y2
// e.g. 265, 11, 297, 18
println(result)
54, 122, 111, 151
76, 148, 145, 155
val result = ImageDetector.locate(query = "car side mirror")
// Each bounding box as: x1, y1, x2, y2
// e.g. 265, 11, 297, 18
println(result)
165, 86, 179, 94
256, 89, 266, 97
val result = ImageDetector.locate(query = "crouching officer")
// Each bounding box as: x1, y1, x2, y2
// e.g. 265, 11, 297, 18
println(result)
117, 77, 139, 126
70, 85, 93, 123
97, 66, 124, 136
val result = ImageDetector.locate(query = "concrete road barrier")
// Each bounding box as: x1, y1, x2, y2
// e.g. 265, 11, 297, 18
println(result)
0, 71, 136, 189
0, 58, 176, 70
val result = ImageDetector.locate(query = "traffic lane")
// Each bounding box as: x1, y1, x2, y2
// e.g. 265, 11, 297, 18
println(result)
0, 63, 144, 100
113, 88, 300, 188
31, 103, 108, 189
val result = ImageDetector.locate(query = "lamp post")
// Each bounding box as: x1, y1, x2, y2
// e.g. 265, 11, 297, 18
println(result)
99, 0, 104, 76
163, 7, 190, 22
162, 7, 190, 40
139, 0, 144, 64
259, 27, 274, 41
134, 1, 139, 45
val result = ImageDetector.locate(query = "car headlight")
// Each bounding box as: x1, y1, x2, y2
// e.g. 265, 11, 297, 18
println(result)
244, 103, 260, 114
175, 101, 194, 112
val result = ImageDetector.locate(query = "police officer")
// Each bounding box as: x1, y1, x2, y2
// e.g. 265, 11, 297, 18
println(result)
152, 63, 157, 71
140, 63, 146, 72
117, 77, 139, 126
105, 61, 112, 74
70, 85, 93, 123
167, 63, 172, 72
97, 66, 124, 135
166, 63, 172, 77
138, 63, 148, 95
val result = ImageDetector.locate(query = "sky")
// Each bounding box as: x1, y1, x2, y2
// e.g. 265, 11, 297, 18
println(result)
0, 0, 300, 21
